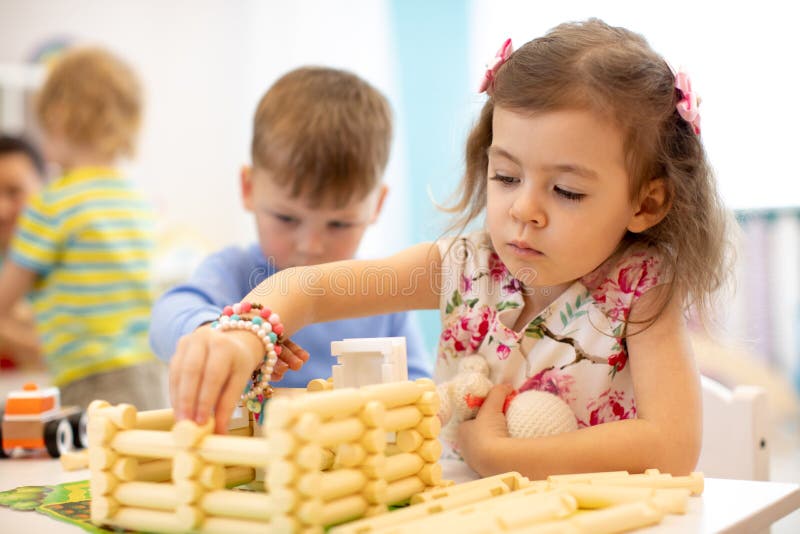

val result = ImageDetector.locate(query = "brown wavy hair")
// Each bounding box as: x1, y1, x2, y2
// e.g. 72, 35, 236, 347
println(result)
251, 67, 392, 206
36, 47, 142, 160
447, 19, 732, 320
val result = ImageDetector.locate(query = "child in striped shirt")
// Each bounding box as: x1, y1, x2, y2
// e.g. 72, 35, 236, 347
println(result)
0, 47, 167, 409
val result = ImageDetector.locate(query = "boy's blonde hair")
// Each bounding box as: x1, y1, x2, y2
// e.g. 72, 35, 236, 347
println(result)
251, 67, 392, 206
36, 47, 142, 159
450, 19, 731, 322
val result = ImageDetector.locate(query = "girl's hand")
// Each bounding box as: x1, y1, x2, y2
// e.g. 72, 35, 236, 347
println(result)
169, 325, 309, 434
457, 384, 513, 475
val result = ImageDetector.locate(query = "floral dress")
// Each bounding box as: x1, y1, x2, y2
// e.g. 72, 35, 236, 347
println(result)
436, 231, 665, 445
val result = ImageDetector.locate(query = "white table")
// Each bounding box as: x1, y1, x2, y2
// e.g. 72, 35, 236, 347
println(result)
1, 457, 799, 533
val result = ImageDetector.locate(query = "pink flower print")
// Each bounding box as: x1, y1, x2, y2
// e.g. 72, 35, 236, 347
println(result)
438, 305, 497, 361
460, 273, 473, 294
502, 277, 521, 295
477, 311, 490, 337
634, 257, 660, 298
471, 306, 495, 352
581, 262, 611, 292
605, 296, 631, 322
488, 252, 508, 282
617, 255, 661, 296
585, 389, 636, 426
519, 367, 576, 400
440, 326, 466, 353
608, 350, 628, 372
617, 263, 643, 294
496, 343, 511, 360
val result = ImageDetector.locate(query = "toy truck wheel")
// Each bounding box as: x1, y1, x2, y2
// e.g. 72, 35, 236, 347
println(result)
0, 410, 8, 458
44, 418, 73, 458
69, 411, 89, 449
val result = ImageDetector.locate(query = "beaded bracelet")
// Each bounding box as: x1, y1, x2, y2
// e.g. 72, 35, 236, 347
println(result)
211, 301, 285, 422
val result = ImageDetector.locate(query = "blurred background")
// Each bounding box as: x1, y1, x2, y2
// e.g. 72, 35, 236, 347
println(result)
1, 0, 798, 523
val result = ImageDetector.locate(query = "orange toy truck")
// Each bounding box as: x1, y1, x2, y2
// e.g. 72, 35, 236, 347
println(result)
0, 383, 87, 458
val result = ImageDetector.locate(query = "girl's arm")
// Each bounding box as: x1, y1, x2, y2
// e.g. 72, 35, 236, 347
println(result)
172, 242, 441, 432
459, 287, 702, 479
242, 242, 442, 334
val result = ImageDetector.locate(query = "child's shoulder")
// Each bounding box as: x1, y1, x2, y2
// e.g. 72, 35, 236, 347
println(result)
208, 243, 265, 266
436, 231, 521, 310
580, 242, 669, 319
436, 230, 496, 271
40, 167, 141, 202
201, 243, 275, 281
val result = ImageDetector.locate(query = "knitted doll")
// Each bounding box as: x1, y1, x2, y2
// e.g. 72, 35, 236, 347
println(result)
437, 355, 578, 438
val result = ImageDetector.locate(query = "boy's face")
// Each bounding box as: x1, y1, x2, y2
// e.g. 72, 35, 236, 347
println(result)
241, 166, 387, 270
0, 153, 42, 251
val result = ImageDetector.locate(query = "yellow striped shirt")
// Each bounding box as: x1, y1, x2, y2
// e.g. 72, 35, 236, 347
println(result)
10, 167, 156, 385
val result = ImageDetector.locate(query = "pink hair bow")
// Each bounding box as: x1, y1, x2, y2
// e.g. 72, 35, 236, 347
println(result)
674, 70, 701, 135
478, 38, 513, 94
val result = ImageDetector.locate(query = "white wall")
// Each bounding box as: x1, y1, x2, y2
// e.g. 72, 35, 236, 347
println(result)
0, 0, 408, 271
469, 0, 800, 210
2, 0, 798, 277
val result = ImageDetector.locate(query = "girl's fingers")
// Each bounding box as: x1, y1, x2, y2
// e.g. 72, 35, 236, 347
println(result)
194, 352, 232, 425
477, 384, 515, 417
214, 366, 251, 434
168, 343, 185, 410
176, 339, 209, 422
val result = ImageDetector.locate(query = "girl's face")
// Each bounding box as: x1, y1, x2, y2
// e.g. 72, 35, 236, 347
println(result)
486, 107, 640, 288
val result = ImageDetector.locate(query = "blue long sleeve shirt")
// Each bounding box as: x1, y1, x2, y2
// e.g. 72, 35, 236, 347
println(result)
150, 244, 432, 387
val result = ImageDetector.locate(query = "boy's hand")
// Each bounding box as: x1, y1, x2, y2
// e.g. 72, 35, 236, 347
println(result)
169, 326, 309, 433
273, 338, 309, 380
456, 384, 513, 475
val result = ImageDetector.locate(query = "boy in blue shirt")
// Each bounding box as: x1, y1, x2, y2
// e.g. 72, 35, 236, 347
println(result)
150, 67, 431, 407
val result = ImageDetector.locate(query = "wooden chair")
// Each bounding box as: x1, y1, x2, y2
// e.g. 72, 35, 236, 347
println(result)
697, 375, 770, 480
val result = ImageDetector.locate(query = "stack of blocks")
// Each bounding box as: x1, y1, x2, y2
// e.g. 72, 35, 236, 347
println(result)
266, 378, 442, 531
87, 377, 442, 533
85, 335, 706, 533
86, 385, 706, 534
87, 402, 264, 533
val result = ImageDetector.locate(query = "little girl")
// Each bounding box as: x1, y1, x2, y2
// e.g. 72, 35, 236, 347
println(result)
170, 19, 730, 479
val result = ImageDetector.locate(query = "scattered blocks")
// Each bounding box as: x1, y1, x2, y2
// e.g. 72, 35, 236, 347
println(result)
333, 469, 703, 533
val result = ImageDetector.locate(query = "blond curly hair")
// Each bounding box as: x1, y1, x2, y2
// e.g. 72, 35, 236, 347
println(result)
36, 47, 142, 160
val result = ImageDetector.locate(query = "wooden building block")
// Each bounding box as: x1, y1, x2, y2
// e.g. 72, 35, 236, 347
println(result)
201, 489, 272, 521
411, 471, 530, 504
60, 449, 89, 471
134, 408, 175, 430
